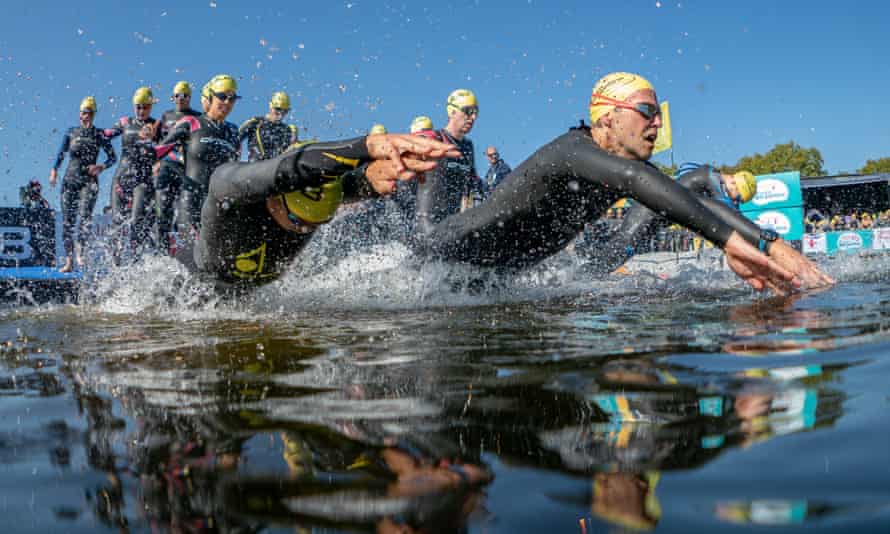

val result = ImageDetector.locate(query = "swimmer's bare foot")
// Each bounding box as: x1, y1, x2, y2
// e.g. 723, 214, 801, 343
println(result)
74, 244, 85, 267
59, 256, 73, 273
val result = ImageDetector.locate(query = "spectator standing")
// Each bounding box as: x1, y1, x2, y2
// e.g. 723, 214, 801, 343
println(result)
483, 146, 511, 198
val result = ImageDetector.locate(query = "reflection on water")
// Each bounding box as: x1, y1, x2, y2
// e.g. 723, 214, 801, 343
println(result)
0, 253, 889, 532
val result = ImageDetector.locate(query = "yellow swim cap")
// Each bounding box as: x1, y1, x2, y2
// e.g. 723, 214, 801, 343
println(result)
281, 180, 344, 225
132, 86, 156, 105
79, 96, 97, 113
270, 91, 290, 110
733, 171, 757, 203
173, 81, 192, 96
207, 74, 238, 96
446, 89, 478, 116
369, 123, 387, 135
589, 72, 655, 124
410, 115, 434, 133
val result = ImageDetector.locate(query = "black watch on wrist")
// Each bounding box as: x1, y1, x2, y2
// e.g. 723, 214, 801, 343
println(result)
758, 229, 779, 253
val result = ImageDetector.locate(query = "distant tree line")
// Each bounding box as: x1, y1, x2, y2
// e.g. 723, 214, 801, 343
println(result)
659, 141, 890, 177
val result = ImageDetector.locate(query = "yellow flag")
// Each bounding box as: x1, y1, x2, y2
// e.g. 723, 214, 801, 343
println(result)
653, 101, 672, 154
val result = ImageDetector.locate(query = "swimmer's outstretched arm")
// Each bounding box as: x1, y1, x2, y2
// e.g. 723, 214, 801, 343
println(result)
207, 134, 457, 205
541, 135, 800, 292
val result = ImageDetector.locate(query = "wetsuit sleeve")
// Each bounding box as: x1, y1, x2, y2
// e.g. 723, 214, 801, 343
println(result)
238, 117, 257, 141
589, 166, 722, 274
550, 135, 736, 247
208, 136, 371, 205
103, 118, 125, 139
52, 129, 72, 170
99, 132, 117, 168
156, 120, 192, 159
341, 163, 378, 200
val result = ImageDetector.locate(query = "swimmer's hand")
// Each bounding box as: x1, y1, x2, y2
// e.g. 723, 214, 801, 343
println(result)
765, 239, 835, 288
366, 133, 459, 182
49, 168, 58, 188
723, 232, 800, 295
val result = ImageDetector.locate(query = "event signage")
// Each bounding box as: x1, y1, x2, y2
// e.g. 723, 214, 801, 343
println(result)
0, 207, 55, 267
741, 171, 804, 241
801, 229, 888, 255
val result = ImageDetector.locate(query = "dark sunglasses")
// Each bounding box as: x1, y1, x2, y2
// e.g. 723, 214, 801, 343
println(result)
212, 91, 241, 103
487, 152, 498, 158
620, 101, 661, 121
79, 110, 94, 115
135, 104, 152, 110
173, 93, 190, 99
272, 107, 289, 113
460, 106, 479, 116
591, 93, 662, 122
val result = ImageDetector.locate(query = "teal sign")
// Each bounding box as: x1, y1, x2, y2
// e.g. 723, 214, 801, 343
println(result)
740, 171, 804, 241
802, 229, 890, 255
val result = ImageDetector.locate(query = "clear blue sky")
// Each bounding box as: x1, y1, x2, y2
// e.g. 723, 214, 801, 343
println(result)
1, 1, 888, 208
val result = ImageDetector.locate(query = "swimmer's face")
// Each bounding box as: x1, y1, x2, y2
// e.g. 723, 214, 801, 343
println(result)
449, 106, 478, 136
610, 89, 662, 161
173, 92, 191, 111
79, 110, 94, 127
135, 103, 152, 120
268, 107, 288, 122
723, 174, 742, 203
207, 92, 237, 121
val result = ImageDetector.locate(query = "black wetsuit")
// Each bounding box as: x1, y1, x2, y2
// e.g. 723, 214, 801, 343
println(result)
584, 164, 755, 274
187, 137, 376, 291
157, 115, 240, 229
414, 127, 763, 269
238, 116, 298, 162
52, 125, 117, 259
156, 107, 201, 248
414, 129, 481, 232
105, 116, 159, 249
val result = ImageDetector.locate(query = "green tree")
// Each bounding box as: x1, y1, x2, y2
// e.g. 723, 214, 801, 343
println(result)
858, 157, 890, 174
723, 141, 825, 177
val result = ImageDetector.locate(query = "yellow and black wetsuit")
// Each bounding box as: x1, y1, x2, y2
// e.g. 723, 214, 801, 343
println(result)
414, 126, 763, 269
238, 116, 298, 162
185, 137, 377, 291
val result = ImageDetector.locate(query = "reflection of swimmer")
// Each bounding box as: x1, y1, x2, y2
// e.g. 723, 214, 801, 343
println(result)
590, 471, 661, 531
176, 133, 457, 293
412, 72, 833, 294
275, 430, 492, 533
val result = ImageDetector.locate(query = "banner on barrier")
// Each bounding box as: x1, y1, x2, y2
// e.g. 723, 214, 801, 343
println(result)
0, 208, 55, 267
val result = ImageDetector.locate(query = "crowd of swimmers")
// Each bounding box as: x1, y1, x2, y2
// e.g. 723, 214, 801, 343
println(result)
48, 71, 835, 295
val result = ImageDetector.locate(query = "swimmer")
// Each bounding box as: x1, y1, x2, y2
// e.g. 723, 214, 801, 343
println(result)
156, 81, 201, 254
176, 132, 458, 294
238, 91, 299, 162
49, 96, 117, 272
412, 72, 833, 294
104, 86, 160, 257
156, 74, 241, 232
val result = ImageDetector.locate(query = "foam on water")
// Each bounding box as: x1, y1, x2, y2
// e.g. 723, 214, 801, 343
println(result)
68, 210, 890, 321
